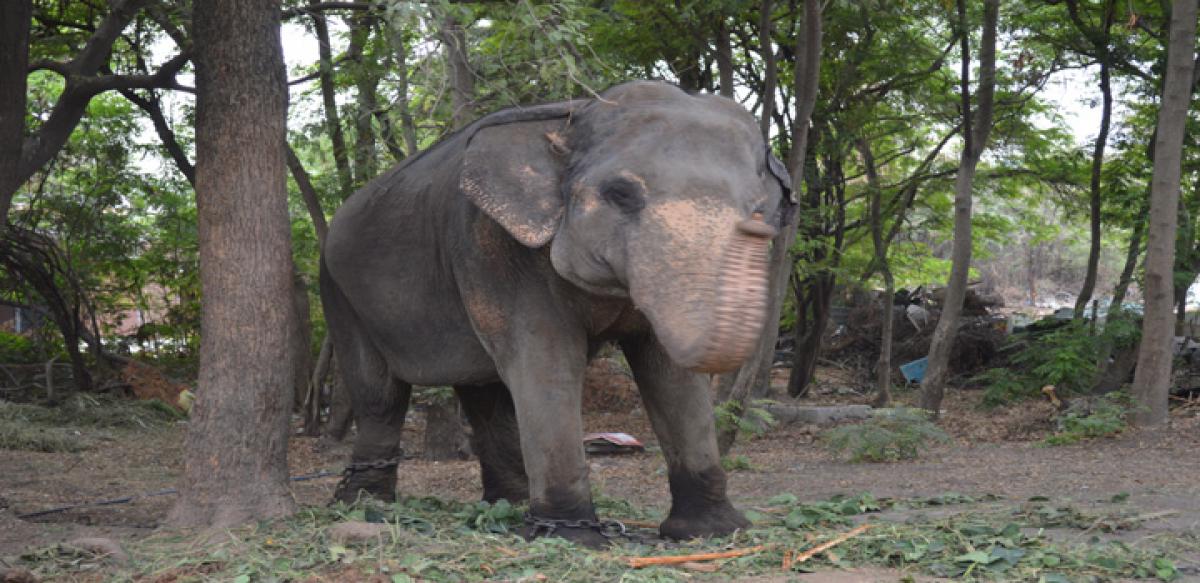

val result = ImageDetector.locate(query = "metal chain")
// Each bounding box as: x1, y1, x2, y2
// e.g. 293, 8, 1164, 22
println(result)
329, 455, 403, 504
524, 514, 644, 542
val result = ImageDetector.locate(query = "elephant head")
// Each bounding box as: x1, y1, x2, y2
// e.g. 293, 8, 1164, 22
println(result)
460, 81, 792, 373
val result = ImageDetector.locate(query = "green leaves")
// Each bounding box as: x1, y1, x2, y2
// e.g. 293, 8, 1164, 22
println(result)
821, 407, 951, 462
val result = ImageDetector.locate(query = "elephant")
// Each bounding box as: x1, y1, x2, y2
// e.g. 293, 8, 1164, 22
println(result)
320, 80, 793, 545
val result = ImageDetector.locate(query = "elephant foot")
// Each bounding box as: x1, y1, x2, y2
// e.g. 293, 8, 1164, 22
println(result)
522, 515, 618, 549
660, 466, 750, 539
659, 501, 750, 539
331, 464, 399, 505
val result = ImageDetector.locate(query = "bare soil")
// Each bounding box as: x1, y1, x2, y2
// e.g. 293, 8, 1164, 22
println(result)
3, 378, 1200, 579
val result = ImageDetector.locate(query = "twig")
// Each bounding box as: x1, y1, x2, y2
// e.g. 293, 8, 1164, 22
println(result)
791, 524, 872, 564
626, 545, 767, 569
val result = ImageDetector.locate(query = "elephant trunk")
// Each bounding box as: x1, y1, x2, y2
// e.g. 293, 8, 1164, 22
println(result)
633, 213, 776, 373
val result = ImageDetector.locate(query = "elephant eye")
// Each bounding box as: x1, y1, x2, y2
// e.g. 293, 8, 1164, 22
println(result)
601, 178, 645, 214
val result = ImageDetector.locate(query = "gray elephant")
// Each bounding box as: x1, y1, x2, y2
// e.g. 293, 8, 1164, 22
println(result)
320, 80, 793, 544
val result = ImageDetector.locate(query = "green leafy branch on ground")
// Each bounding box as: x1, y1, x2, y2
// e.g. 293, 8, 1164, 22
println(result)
14, 492, 1188, 582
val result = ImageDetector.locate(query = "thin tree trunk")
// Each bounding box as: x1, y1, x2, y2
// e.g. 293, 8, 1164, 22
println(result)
857, 138, 892, 406
716, 20, 734, 98
1072, 0, 1116, 320
347, 13, 378, 184
312, 13, 353, 199
1110, 212, 1145, 308
0, 0, 32, 233
757, 0, 777, 139
169, 0, 296, 528
389, 26, 420, 156
304, 334, 333, 436
286, 145, 329, 245
716, 0, 821, 456
787, 272, 834, 398
438, 10, 475, 130
325, 355, 354, 441
919, 0, 998, 415
119, 88, 196, 185
1132, 0, 1197, 426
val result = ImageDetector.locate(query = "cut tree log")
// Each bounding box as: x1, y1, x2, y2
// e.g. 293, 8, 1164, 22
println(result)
766, 404, 872, 426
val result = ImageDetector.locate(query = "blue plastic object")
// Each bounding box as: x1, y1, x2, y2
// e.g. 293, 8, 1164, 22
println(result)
899, 357, 928, 384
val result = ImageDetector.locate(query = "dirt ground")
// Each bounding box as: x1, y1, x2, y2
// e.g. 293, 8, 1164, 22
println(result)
3, 378, 1200, 580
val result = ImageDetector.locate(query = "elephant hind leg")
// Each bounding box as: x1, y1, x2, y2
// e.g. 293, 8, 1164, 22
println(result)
455, 383, 529, 503
322, 270, 412, 503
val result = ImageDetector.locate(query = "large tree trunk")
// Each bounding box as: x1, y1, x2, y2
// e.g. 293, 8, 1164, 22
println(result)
919, 0, 998, 415
716, 0, 821, 456
1072, 0, 1115, 320
1131, 0, 1197, 427
168, 0, 296, 528
0, 0, 32, 233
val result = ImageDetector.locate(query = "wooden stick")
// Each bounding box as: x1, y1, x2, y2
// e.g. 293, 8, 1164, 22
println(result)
626, 545, 767, 569
792, 524, 872, 564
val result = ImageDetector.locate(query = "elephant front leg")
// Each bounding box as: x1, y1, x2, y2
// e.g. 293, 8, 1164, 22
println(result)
492, 332, 609, 546
621, 336, 750, 539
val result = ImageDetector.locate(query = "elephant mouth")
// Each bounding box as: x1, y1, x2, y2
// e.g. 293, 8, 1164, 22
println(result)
632, 214, 775, 373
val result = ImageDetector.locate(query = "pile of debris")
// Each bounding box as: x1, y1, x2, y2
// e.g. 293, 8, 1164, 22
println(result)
824, 286, 1008, 384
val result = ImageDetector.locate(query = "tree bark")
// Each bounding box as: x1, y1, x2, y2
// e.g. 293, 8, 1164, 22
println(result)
1131, 0, 1197, 427
0, 0, 32, 234
919, 0, 999, 415
716, 0, 821, 456
1071, 0, 1116, 320
168, 0, 297, 528
312, 12, 354, 199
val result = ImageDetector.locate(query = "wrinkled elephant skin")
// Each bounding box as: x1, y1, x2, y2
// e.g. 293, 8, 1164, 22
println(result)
320, 81, 792, 543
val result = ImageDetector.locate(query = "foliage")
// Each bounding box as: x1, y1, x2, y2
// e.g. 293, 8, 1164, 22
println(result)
0, 331, 39, 364
15, 492, 1187, 582
822, 407, 950, 463
0, 417, 85, 452
0, 393, 179, 452
977, 320, 1142, 407
976, 367, 1039, 408
0, 393, 181, 431
714, 398, 776, 440
1043, 392, 1131, 446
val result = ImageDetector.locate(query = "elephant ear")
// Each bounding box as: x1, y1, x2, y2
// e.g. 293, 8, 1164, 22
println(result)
766, 149, 795, 204
460, 118, 569, 248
